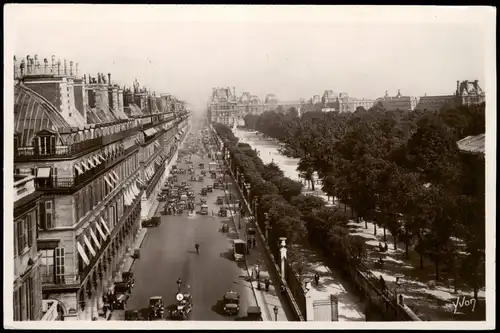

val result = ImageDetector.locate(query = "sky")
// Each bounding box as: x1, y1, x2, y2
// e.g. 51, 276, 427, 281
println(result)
4, 5, 495, 114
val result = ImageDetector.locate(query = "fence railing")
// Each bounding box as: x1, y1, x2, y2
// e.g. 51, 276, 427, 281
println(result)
41, 273, 80, 286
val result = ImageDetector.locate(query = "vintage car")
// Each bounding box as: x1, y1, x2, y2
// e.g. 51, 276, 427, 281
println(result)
142, 216, 161, 227
180, 194, 188, 202
122, 271, 135, 290
216, 196, 224, 205
200, 198, 207, 205
213, 182, 219, 189
190, 175, 196, 181
173, 175, 178, 182
112, 282, 130, 310
201, 188, 207, 196
188, 191, 195, 198
181, 181, 187, 187
125, 309, 140, 321
200, 204, 209, 215
211, 171, 217, 179
219, 207, 227, 217
199, 163, 205, 169
207, 185, 213, 193
170, 293, 193, 320
148, 296, 165, 320
221, 223, 230, 233
223, 291, 240, 315
201, 170, 207, 176
198, 175, 204, 182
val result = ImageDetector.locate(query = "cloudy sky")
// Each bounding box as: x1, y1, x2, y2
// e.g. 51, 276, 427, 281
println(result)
5, 5, 494, 114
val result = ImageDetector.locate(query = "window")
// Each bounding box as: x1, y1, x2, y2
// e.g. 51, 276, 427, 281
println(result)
27, 214, 33, 247
37, 136, 55, 155
74, 193, 80, 222
45, 201, 54, 229
17, 219, 27, 255
54, 247, 65, 284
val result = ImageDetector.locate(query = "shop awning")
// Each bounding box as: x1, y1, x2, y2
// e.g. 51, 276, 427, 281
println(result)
93, 155, 101, 165
98, 153, 106, 162
77, 242, 90, 266
154, 141, 160, 148
112, 171, 120, 184
175, 134, 181, 140
37, 167, 51, 178
87, 157, 95, 168
90, 229, 101, 249
131, 183, 140, 196
137, 178, 145, 187
124, 189, 132, 206
83, 234, 96, 257
129, 186, 137, 200
74, 164, 83, 175
81, 160, 90, 171
155, 156, 162, 164
104, 175, 114, 189
95, 222, 107, 241
100, 216, 111, 235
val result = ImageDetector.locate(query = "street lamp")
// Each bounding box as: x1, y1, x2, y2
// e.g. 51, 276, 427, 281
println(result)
177, 278, 182, 293
273, 305, 278, 321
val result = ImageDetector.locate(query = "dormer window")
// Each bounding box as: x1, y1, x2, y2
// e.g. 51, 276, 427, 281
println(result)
38, 136, 55, 155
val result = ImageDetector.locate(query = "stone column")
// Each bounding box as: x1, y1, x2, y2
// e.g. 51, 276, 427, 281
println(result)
279, 237, 287, 280
304, 280, 315, 321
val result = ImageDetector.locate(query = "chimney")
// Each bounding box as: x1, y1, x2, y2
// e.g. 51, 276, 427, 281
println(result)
34, 54, 39, 74
57, 59, 61, 75
108, 73, 111, 86
98, 73, 101, 84
75, 63, 79, 78
70, 61, 74, 76
456, 80, 460, 93
20, 59, 25, 77
83, 74, 87, 84
64, 59, 67, 75
44, 58, 48, 74
51, 55, 55, 73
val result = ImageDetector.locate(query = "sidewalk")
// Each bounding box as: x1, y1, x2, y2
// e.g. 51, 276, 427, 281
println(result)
234, 128, 365, 321
224, 189, 291, 321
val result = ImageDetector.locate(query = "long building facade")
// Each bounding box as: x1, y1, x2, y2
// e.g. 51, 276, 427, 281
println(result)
12, 55, 191, 321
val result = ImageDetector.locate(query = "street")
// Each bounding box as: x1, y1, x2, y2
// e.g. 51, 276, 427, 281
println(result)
126, 147, 256, 320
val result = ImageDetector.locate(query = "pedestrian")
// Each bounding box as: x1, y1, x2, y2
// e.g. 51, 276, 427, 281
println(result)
264, 278, 270, 292
247, 238, 252, 250
252, 237, 256, 249
384, 242, 388, 251
280, 282, 286, 294
314, 272, 320, 286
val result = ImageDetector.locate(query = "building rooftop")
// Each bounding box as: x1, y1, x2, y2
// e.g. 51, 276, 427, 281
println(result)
457, 134, 485, 154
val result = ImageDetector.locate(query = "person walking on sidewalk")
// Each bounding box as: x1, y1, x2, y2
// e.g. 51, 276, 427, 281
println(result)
265, 278, 270, 292
247, 238, 252, 250
195, 243, 200, 254
314, 272, 320, 286
252, 237, 256, 249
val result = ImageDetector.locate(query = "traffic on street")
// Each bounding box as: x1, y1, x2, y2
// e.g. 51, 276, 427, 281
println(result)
120, 126, 262, 321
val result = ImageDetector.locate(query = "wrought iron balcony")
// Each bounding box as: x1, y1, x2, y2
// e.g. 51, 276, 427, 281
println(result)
41, 273, 80, 286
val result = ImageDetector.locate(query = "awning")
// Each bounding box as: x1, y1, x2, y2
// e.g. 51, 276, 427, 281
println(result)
112, 171, 120, 184
104, 175, 114, 189
155, 156, 162, 164
123, 190, 132, 206
100, 217, 111, 235
98, 153, 106, 162
37, 167, 51, 178
87, 157, 95, 168
81, 160, 90, 171
154, 141, 160, 148
143, 128, 158, 137
131, 183, 140, 196
137, 178, 145, 187
83, 234, 96, 257
77, 242, 90, 266
74, 164, 83, 175
175, 134, 181, 140
95, 222, 107, 241
90, 229, 101, 249
93, 155, 101, 165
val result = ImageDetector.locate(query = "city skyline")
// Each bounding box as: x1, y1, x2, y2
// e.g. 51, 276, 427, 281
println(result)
5, 5, 491, 114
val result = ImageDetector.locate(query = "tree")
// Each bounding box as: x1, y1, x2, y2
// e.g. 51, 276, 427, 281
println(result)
273, 177, 303, 202
291, 194, 325, 215
261, 162, 284, 182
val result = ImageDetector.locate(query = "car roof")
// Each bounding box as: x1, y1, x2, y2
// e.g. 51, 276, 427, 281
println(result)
150, 296, 162, 300
233, 239, 246, 244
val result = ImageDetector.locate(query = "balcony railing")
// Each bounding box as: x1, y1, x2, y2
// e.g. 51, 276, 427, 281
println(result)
41, 273, 80, 286
34, 145, 139, 191
14, 127, 140, 161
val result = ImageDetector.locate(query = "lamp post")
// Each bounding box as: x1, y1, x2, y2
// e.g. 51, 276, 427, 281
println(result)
273, 305, 278, 321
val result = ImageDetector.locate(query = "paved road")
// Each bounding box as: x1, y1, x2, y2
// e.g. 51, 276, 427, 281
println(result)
126, 140, 256, 321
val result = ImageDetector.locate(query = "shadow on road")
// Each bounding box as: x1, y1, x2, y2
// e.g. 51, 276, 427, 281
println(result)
219, 249, 234, 261
210, 299, 226, 316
